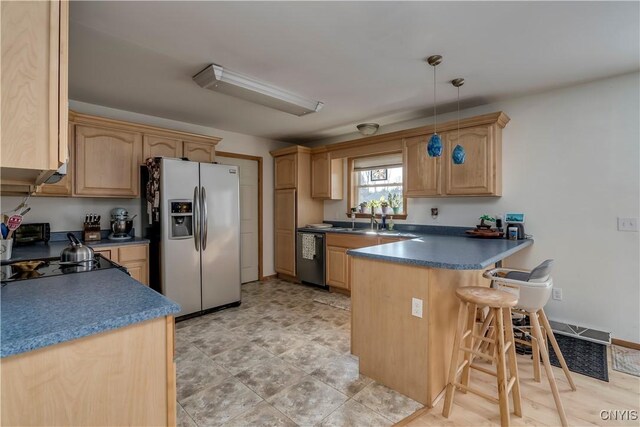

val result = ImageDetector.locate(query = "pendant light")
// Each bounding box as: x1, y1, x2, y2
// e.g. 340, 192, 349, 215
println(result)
451, 77, 466, 165
426, 55, 443, 157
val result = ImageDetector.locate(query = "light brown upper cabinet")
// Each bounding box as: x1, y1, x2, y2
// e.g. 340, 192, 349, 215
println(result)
35, 122, 74, 197
74, 125, 142, 198
399, 113, 508, 198
274, 153, 298, 189
183, 141, 215, 163
1, 0, 69, 191
443, 125, 501, 196
403, 135, 442, 197
311, 151, 344, 199
142, 135, 183, 162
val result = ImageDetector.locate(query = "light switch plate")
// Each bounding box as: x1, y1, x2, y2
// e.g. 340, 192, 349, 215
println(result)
411, 298, 423, 318
617, 217, 639, 232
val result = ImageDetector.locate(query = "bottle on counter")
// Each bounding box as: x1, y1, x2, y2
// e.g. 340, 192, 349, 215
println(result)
388, 216, 395, 231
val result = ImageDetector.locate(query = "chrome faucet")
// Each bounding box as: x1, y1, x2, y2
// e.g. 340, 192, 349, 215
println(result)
351, 212, 356, 229
370, 208, 379, 230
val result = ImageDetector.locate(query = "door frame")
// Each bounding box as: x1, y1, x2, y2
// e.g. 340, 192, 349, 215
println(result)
215, 151, 264, 281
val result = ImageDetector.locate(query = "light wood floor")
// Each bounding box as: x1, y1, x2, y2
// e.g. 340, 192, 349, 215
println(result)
397, 350, 640, 426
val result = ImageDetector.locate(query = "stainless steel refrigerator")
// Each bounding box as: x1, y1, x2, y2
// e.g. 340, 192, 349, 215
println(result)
142, 158, 241, 318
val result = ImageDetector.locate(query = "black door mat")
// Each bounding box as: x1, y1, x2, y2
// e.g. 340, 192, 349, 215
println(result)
548, 333, 609, 382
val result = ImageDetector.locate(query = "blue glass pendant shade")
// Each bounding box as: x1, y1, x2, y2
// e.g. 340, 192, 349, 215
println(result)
427, 133, 442, 157
452, 144, 466, 164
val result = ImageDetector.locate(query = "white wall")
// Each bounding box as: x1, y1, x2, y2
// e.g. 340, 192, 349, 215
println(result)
1, 100, 292, 277
322, 73, 640, 342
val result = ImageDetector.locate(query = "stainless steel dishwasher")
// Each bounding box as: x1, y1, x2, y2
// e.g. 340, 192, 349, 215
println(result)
296, 231, 326, 288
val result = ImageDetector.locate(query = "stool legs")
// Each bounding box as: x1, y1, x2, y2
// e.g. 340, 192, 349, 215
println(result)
503, 308, 522, 417
443, 302, 521, 427
495, 308, 511, 427
443, 302, 468, 418
538, 309, 577, 391
529, 311, 569, 427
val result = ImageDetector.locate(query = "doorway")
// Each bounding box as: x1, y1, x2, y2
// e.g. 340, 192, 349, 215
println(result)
216, 152, 262, 283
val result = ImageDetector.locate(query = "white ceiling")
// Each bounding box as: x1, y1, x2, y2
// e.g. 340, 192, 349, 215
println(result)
69, 1, 639, 143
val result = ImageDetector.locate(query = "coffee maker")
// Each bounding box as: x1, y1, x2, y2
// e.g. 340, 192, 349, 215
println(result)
505, 213, 526, 240
109, 207, 133, 240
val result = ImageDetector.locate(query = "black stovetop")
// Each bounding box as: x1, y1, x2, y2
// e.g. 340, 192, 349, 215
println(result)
1, 255, 126, 283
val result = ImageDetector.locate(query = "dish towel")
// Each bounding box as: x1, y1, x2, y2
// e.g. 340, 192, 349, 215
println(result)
145, 157, 161, 223
302, 234, 316, 260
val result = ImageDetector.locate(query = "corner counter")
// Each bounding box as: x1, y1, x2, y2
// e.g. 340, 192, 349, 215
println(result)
1, 267, 180, 426
348, 234, 532, 407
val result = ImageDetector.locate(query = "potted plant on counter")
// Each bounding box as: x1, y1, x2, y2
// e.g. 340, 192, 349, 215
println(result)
368, 199, 381, 215
359, 202, 368, 213
478, 214, 495, 230
388, 192, 402, 214
380, 198, 391, 215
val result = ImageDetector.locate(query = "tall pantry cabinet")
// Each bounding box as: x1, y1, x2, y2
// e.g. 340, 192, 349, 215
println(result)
271, 146, 324, 278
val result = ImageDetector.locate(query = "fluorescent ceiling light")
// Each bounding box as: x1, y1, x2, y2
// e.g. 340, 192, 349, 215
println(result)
193, 64, 323, 116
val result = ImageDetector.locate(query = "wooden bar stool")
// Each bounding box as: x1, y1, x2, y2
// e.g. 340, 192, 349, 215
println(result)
484, 261, 576, 427
443, 286, 522, 427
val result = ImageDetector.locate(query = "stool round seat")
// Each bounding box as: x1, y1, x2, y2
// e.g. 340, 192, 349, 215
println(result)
456, 286, 518, 308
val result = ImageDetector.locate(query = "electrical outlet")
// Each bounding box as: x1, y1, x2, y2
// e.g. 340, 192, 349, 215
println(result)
618, 217, 639, 232
552, 288, 563, 301
411, 298, 423, 318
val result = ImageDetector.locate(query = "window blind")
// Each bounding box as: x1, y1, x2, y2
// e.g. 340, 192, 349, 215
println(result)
353, 153, 403, 171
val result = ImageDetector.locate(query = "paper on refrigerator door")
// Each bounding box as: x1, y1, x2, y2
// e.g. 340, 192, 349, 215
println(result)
302, 234, 316, 260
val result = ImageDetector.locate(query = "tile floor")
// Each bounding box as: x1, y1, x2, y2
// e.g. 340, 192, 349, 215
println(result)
175, 279, 422, 427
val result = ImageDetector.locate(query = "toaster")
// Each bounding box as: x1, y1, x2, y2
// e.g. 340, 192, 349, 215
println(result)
13, 223, 51, 245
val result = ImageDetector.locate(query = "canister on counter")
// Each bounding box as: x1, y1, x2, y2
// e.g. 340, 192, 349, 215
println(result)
508, 227, 518, 241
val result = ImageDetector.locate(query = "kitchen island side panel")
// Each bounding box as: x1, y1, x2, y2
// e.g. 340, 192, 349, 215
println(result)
350, 256, 488, 406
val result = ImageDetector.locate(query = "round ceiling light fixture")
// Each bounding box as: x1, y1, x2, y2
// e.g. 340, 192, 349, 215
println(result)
356, 123, 380, 136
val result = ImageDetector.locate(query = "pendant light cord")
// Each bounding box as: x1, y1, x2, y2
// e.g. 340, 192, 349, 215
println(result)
433, 65, 437, 134
457, 85, 460, 142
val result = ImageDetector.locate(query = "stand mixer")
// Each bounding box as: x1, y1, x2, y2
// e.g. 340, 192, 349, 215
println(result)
108, 207, 133, 240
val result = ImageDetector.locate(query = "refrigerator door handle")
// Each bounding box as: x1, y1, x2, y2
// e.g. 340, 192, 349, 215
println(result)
193, 186, 200, 252
201, 186, 208, 251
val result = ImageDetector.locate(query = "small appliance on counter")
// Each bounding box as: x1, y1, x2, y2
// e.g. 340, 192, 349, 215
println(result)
109, 208, 134, 240
505, 212, 526, 240
12, 223, 50, 246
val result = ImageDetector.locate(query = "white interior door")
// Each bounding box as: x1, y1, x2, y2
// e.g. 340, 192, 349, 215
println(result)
216, 156, 260, 283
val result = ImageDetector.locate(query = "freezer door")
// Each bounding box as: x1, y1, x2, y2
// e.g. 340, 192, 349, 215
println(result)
199, 163, 241, 310
160, 158, 202, 316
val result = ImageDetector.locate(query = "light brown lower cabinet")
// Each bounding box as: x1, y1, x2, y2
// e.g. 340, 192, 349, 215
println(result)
93, 243, 149, 286
325, 233, 407, 290
326, 246, 349, 289
1, 316, 176, 426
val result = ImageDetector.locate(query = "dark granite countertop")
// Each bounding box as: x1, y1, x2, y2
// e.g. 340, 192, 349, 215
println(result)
3, 237, 150, 264
347, 235, 532, 270
1, 268, 179, 358
298, 222, 533, 270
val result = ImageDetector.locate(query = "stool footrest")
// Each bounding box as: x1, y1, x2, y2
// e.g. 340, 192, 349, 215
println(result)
454, 382, 499, 404
470, 363, 497, 377
472, 333, 496, 345
506, 376, 517, 394
459, 346, 495, 362
502, 341, 512, 354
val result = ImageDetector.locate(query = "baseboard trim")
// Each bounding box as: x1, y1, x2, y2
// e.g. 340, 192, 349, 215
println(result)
611, 338, 640, 350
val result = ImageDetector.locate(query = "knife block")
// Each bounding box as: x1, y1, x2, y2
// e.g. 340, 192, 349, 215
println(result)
83, 222, 101, 242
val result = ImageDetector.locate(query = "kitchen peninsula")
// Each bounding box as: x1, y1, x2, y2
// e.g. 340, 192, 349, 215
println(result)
1, 265, 180, 426
348, 233, 532, 407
